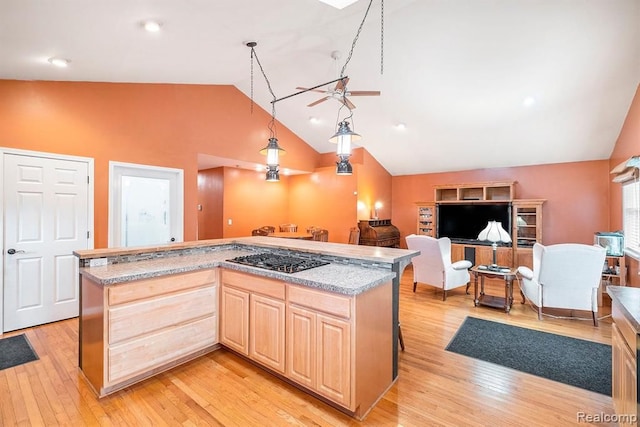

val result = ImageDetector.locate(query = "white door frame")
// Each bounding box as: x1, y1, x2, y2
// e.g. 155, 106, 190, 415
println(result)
108, 161, 184, 248
0, 147, 94, 334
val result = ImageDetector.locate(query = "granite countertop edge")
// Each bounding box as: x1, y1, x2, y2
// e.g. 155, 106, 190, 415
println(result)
80, 250, 396, 296
607, 285, 640, 331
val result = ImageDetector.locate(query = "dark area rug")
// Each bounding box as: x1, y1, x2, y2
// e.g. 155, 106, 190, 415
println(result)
0, 334, 39, 370
445, 316, 611, 396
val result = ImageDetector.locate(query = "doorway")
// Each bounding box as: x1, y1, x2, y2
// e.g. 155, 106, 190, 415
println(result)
1, 149, 94, 333
109, 161, 184, 247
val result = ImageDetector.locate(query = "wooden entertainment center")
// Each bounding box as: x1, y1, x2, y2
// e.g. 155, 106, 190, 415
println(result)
415, 181, 545, 268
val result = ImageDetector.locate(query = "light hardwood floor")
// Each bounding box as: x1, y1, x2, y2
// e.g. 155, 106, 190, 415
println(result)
0, 268, 615, 426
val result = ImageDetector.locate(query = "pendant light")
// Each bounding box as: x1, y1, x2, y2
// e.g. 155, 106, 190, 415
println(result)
247, 41, 285, 182
330, 118, 361, 175
328, 0, 382, 175
259, 137, 286, 182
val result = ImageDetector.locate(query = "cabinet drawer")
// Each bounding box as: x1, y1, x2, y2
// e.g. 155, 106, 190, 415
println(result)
108, 315, 217, 383
222, 270, 285, 300
108, 269, 218, 306
289, 285, 351, 319
108, 285, 217, 345
613, 303, 637, 350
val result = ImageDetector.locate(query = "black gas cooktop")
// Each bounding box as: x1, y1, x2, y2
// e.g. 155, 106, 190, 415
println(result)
227, 253, 329, 274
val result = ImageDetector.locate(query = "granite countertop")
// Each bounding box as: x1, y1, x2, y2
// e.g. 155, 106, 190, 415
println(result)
80, 248, 396, 296
607, 286, 640, 331
74, 236, 419, 265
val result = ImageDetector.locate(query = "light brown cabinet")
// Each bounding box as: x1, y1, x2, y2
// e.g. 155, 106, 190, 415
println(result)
611, 301, 637, 426
415, 202, 435, 237
220, 270, 286, 374
220, 273, 393, 419
451, 243, 512, 267
512, 200, 545, 268
434, 181, 514, 202
219, 285, 250, 355
288, 284, 353, 407
416, 182, 545, 268
81, 269, 219, 397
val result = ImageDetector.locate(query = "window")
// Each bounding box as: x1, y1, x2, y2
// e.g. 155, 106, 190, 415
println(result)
622, 179, 640, 257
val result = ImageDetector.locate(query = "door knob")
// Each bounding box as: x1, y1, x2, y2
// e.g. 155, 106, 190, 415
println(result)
7, 248, 25, 255
170, 237, 176, 242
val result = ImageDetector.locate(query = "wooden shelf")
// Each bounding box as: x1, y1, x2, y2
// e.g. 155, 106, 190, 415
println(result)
415, 202, 435, 237
434, 181, 514, 202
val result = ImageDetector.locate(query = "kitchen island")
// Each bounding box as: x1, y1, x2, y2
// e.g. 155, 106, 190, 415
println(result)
75, 237, 418, 420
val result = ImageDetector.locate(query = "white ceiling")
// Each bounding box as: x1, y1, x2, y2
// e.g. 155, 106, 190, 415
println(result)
1, 0, 639, 176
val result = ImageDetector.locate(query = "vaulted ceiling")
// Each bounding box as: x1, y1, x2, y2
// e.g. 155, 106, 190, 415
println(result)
1, 0, 639, 175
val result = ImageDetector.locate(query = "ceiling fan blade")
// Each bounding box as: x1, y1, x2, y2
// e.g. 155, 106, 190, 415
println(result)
307, 97, 330, 107
335, 77, 350, 92
337, 97, 356, 110
296, 86, 327, 94
348, 91, 381, 96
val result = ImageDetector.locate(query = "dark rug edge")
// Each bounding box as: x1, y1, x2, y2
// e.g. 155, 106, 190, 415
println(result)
445, 316, 611, 396
0, 333, 40, 371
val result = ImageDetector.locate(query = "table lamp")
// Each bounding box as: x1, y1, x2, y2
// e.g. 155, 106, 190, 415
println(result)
477, 221, 512, 270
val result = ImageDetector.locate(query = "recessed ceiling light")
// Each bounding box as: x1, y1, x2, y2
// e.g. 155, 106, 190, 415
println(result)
309, 116, 320, 124
47, 57, 70, 68
143, 20, 162, 32
523, 96, 536, 107
395, 123, 407, 130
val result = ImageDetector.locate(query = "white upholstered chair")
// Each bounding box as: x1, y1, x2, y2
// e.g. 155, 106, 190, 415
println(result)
517, 243, 606, 326
405, 234, 472, 301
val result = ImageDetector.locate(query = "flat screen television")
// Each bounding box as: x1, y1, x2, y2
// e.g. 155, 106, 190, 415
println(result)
437, 203, 512, 245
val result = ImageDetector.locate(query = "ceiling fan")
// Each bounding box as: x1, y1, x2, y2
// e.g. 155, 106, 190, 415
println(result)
293, 51, 380, 109
295, 76, 380, 109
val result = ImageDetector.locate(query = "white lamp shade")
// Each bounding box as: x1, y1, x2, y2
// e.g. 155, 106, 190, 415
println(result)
477, 221, 512, 243
336, 135, 351, 155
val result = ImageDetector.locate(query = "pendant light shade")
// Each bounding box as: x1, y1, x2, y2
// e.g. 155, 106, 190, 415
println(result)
330, 121, 361, 149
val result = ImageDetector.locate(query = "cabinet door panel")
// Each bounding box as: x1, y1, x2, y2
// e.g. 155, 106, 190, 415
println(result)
287, 305, 316, 389
250, 294, 285, 373
220, 286, 249, 355
316, 314, 351, 408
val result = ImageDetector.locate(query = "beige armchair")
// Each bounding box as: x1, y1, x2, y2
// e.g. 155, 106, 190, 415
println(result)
517, 243, 606, 326
405, 234, 472, 300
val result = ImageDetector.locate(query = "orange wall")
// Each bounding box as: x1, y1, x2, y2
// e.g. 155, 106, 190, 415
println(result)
0, 80, 320, 247
391, 160, 610, 249
222, 167, 290, 238
289, 166, 358, 243
356, 149, 392, 221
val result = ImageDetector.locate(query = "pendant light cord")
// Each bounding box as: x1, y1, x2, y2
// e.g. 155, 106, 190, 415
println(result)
249, 43, 278, 139
336, 0, 383, 127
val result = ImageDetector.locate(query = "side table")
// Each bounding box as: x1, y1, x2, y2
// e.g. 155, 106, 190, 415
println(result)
471, 266, 520, 313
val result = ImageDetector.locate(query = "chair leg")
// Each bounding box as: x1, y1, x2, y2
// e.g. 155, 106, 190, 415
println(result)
398, 323, 405, 351
465, 282, 470, 295
442, 289, 447, 301
537, 305, 543, 321
413, 281, 417, 292
592, 312, 598, 327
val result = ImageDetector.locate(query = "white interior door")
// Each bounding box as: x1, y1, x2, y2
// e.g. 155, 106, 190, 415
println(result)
3, 153, 91, 332
109, 162, 183, 247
